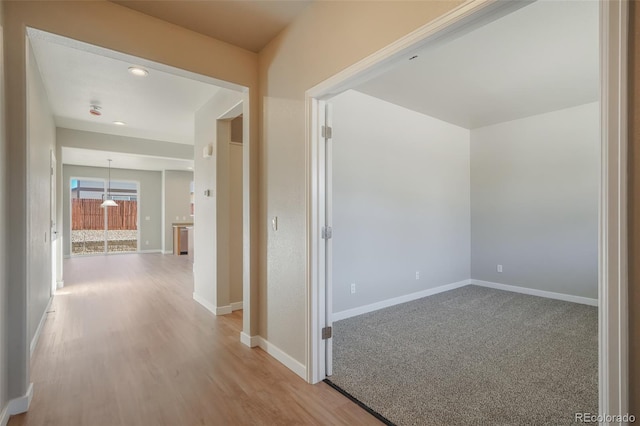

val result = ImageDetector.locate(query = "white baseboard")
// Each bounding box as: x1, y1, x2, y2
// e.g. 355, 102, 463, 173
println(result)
470, 279, 599, 307
193, 292, 217, 315
332, 279, 471, 322
138, 249, 162, 254
240, 331, 259, 347
2, 383, 34, 423
215, 305, 232, 315
192, 293, 239, 316
31, 296, 53, 357
230, 301, 243, 312
162, 250, 173, 255
56, 280, 64, 289
63, 254, 70, 259
256, 337, 306, 380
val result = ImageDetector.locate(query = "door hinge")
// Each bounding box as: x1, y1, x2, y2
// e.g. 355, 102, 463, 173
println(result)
321, 226, 332, 239
321, 125, 333, 139
322, 326, 332, 339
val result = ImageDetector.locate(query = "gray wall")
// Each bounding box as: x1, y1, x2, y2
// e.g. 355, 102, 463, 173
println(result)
58, 128, 193, 160
163, 170, 193, 253
0, 0, 7, 415
62, 165, 162, 256
470, 102, 599, 298
331, 90, 471, 313
26, 37, 56, 346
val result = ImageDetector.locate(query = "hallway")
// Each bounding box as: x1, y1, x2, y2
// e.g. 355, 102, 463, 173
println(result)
9, 254, 377, 426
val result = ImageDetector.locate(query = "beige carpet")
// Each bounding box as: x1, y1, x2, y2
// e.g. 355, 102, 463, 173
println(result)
329, 285, 598, 425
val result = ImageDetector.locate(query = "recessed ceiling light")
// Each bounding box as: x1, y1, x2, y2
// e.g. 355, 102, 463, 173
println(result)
113, 121, 126, 126
128, 66, 149, 77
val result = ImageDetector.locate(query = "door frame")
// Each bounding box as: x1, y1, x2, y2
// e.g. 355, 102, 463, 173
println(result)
305, 0, 629, 416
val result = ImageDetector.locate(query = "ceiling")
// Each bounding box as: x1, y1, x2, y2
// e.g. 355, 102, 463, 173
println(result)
30, 31, 222, 146
29, 29, 227, 171
353, 0, 599, 130
112, 0, 312, 53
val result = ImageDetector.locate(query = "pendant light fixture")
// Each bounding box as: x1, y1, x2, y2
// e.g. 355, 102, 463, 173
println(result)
101, 159, 118, 208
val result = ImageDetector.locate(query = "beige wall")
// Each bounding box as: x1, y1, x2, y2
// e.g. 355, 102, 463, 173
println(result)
193, 89, 244, 311
3, 0, 259, 402
629, 0, 640, 413
258, 0, 462, 364
229, 142, 243, 305
0, 0, 7, 417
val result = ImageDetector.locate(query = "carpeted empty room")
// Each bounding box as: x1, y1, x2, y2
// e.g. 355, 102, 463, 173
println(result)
328, 285, 597, 425
324, 2, 600, 424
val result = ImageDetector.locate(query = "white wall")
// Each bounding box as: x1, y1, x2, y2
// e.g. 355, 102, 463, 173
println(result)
163, 170, 193, 253
331, 90, 470, 313
62, 165, 162, 256
193, 89, 244, 311
26, 38, 56, 346
470, 102, 600, 298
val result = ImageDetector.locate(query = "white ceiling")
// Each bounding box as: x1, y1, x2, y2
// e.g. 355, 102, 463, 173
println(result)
29, 31, 222, 145
353, 0, 599, 130
62, 147, 193, 172
111, 0, 312, 53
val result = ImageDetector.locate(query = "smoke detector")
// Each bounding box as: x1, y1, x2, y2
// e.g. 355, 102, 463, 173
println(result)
89, 105, 102, 116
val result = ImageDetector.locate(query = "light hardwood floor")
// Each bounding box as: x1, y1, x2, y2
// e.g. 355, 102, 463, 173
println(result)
9, 254, 379, 426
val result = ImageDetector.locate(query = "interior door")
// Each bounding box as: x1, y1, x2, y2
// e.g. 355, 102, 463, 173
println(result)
322, 100, 334, 376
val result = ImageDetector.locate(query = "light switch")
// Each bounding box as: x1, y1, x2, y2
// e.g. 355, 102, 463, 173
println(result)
145, 216, 150, 221
272, 216, 278, 231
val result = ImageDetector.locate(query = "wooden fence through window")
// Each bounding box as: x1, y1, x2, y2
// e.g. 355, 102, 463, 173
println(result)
72, 199, 138, 230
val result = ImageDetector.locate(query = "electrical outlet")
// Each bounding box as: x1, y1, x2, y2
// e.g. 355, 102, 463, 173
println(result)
351, 283, 356, 294
415, 271, 420, 280
497, 264, 503, 273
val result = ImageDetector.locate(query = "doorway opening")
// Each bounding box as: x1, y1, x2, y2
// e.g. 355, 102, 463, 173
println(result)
307, 0, 628, 419
26, 25, 255, 346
